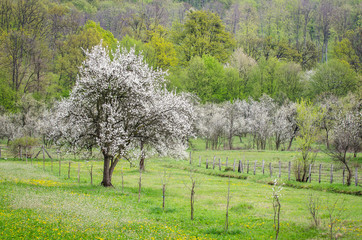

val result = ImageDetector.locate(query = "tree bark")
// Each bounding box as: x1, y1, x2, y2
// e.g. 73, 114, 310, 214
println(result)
101, 154, 114, 187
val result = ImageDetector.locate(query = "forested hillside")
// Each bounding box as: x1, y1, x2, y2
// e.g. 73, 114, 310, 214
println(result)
0, 0, 360, 112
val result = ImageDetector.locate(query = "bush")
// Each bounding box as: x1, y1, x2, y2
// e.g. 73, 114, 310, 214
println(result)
9, 136, 39, 157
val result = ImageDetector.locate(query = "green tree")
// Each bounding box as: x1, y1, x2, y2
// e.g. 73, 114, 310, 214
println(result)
334, 38, 360, 73
146, 26, 178, 69
55, 20, 117, 92
183, 55, 228, 103
174, 10, 235, 64
310, 59, 357, 98
295, 99, 324, 182
248, 57, 281, 99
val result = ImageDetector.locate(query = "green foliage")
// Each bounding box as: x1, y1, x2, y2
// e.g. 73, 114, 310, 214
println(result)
310, 60, 358, 98
55, 20, 117, 90
248, 57, 281, 99
295, 99, 324, 182
180, 55, 239, 103
334, 38, 360, 73
175, 10, 235, 64
8, 136, 39, 156
145, 26, 178, 69
0, 76, 16, 112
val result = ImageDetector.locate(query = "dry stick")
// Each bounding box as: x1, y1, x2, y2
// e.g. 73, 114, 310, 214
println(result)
225, 176, 231, 232
279, 161, 281, 178
355, 167, 358, 187
330, 165, 333, 184
68, 162, 71, 179
262, 160, 265, 175
120, 166, 123, 192
269, 162, 272, 177
342, 166, 345, 185
219, 159, 221, 171
42, 146, 45, 171
308, 164, 312, 183
288, 162, 291, 181
162, 183, 166, 210
253, 160, 256, 175
90, 164, 93, 185
78, 163, 80, 184
319, 164, 322, 183
138, 169, 142, 202
199, 156, 201, 167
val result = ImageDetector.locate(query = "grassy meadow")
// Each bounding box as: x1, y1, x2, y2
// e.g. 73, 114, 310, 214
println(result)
0, 139, 361, 239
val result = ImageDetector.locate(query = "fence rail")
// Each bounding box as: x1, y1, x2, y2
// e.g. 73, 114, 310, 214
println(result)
0, 146, 361, 187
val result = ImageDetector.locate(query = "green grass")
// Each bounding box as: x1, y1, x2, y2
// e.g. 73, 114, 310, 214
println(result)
0, 154, 361, 239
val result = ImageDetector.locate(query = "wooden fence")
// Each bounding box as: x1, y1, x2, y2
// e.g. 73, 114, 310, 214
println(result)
0, 146, 361, 187
189, 153, 361, 187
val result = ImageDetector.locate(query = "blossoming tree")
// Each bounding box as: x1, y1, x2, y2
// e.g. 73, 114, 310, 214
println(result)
53, 43, 194, 186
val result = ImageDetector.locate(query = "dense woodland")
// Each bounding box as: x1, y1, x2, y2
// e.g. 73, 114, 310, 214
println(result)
0, 0, 361, 112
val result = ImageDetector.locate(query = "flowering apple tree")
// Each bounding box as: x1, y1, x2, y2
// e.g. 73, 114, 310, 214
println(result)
53, 43, 194, 186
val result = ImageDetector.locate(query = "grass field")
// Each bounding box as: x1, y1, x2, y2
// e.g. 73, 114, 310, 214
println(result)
0, 146, 361, 239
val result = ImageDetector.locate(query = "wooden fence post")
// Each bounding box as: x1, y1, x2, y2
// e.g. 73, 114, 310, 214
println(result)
68, 162, 71, 179
330, 164, 333, 184
269, 163, 272, 177
247, 160, 249, 174
262, 160, 265, 175
213, 156, 215, 169
319, 164, 322, 183
78, 163, 80, 184
279, 161, 281, 178
42, 146, 45, 171
219, 159, 221, 171
308, 164, 312, 183
25, 147, 28, 164
253, 161, 256, 175
342, 166, 345, 185
206, 159, 208, 169
288, 162, 291, 181
238, 160, 241, 173
90, 164, 93, 185
19, 146, 22, 160
355, 167, 358, 186
199, 156, 201, 167
59, 160, 61, 176
226, 157, 228, 168
233, 159, 236, 172
189, 152, 192, 165
241, 161, 244, 173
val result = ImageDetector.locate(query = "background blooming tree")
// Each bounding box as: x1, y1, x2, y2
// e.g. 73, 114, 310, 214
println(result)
53, 43, 194, 186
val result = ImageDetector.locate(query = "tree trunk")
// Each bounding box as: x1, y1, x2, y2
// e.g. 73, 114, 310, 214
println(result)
346, 164, 352, 186
140, 141, 145, 172
101, 154, 115, 187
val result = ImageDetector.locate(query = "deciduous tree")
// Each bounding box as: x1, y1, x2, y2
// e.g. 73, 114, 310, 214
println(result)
53, 43, 194, 187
